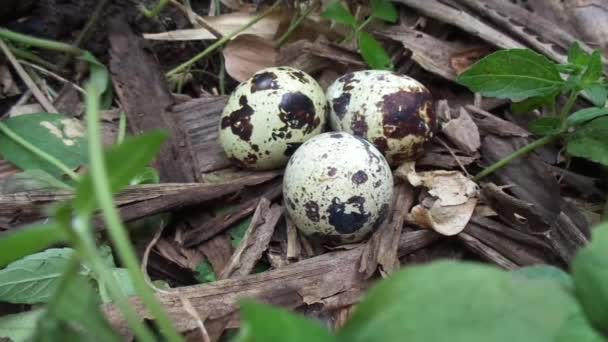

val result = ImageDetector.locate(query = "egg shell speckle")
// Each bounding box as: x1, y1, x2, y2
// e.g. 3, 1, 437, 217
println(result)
219, 67, 328, 170
326, 70, 436, 165
283, 132, 394, 243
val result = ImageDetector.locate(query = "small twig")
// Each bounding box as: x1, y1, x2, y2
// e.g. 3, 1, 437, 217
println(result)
144, 0, 171, 17
437, 137, 471, 178
19, 59, 86, 94
166, 0, 282, 77
0, 40, 58, 113
169, 0, 223, 39
8, 45, 59, 72
275, 0, 320, 48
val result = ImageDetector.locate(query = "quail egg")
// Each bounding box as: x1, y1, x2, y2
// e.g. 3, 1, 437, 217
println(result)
219, 66, 328, 170
283, 132, 393, 243
326, 70, 436, 165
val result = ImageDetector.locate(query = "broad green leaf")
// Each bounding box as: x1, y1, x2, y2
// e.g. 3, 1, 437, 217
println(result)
338, 261, 601, 342
230, 216, 253, 248
567, 107, 608, 126
0, 170, 71, 194
371, 0, 398, 23
567, 117, 608, 165
512, 265, 574, 291
0, 223, 68, 268
572, 223, 608, 331
0, 113, 88, 178
129, 166, 160, 185
511, 93, 557, 114
584, 84, 607, 107
457, 49, 564, 102
581, 51, 603, 87
234, 301, 336, 342
0, 248, 88, 304
568, 42, 591, 68
358, 32, 393, 70
528, 117, 562, 136
74, 131, 167, 214
0, 309, 44, 342
33, 270, 121, 342
321, 1, 357, 28
98, 268, 136, 303
195, 261, 217, 284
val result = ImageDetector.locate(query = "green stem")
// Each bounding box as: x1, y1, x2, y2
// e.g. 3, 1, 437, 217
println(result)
0, 122, 79, 181
341, 15, 374, 44
84, 82, 183, 342
144, 0, 171, 18
559, 91, 579, 123
69, 224, 156, 342
117, 111, 127, 144
0, 28, 83, 55
166, 0, 281, 77
8, 46, 59, 72
275, 0, 320, 48
474, 135, 559, 181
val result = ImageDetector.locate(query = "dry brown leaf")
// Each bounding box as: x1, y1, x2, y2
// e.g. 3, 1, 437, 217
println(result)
143, 12, 282, 41
0, 65, 20, 98
449, 47, 492, 74
223, 34, 277, 82
441, 107, 481, 154
410, 198, 478, 236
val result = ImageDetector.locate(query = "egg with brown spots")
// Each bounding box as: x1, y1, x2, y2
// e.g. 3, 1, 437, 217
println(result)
326, 70, 436, 165
219, 66, 328, 170
283, 132, 393, 243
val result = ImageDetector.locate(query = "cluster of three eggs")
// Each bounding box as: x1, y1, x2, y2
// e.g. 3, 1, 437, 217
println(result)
219, 67, 435, 243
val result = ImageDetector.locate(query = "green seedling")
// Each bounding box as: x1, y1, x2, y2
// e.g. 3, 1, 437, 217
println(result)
456, 43, 608, 180
322, 0, 397, 70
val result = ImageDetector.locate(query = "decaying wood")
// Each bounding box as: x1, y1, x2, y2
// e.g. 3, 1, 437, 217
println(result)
458, 232, 518, 270
359, 183, 414, 278
465, 105, 530, 137
108, 15, 195, 183
218, 198, 283, 279
285, 216, 302, 262
567, 0, 608, 52
183, 181, 282, 247
198, 234, 234, 276
104, 230, 438, 336
395, 0, 525, 50
171, 96, 231, 174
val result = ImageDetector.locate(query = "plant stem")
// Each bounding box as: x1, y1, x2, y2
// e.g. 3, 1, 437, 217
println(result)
166, 0, 281, 77
559, 91, 579, 122
275, 0, 320, 48
0, 28, 83, 55
8, 46, 59, 72
84, 82, 183, 342
341, 15, 374, 44
0, 122, 79, 181
473, 135, 559, 181
144, 0, 170, 18
117, 111, 127, 144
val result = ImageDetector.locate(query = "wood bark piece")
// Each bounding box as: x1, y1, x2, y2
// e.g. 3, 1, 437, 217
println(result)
568, 0, 608, 53
465, 105, 530, 137
394, 0, 525, 50
182, 181, 282, 247
359, 183, 414, 278
103, 230, 438, 336
458, 232, 518, 270
108, 15, 194, 182
218, 199, 283, 279
171, 96, 231, 174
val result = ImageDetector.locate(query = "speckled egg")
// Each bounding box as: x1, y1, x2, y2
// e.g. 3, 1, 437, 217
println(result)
283, 132, 394, 244
219, 67, 328, 170
326, 70, 436, 165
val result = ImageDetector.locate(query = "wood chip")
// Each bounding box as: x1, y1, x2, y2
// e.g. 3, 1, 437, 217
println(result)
465, 105, 530, 137
219, 198, 283, 279
458, 232, 518, 269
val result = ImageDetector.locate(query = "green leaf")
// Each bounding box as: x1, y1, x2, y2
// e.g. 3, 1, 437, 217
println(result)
79, 52, 109, 97
511, 93, 557, 114
74, 131, 167, 214
567, 107, 608, 126
371, 0, 398, 23
230, 216, 253, 248
572, 223, 608, 332
583, 84, 607, 107
0, 170, 72, 193
512, 265, 574, 291
321, 1, 357, 28
129, 166, 160, 185
98, 268, 136, 303
358, 32, 393, 71
457, 49, 565, 102
0, 248, 88, 304
0, 309, 44, 342
0, 223, 68, 268
528, 117, 562, 136
338, 261, 601, 342
581, 51, 603, 87
567, 117, 608, 165
568, 42, 591, 68
234, 301, 336, 342
0, 113, 88, 178
33, 269, 121, 342
195, 261, 217, 284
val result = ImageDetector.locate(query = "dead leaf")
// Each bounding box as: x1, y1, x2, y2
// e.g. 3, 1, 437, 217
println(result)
0, 65, 20, 98
449, 47, 492, 74
411, 198, 477, 236
223, 34, 277, 82
441, 107, 481, 154
143, 12, 282, 41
